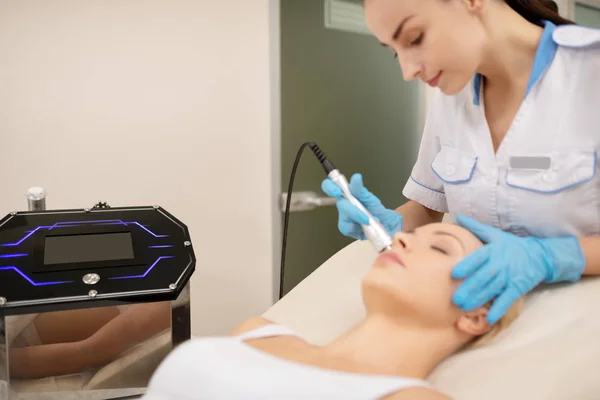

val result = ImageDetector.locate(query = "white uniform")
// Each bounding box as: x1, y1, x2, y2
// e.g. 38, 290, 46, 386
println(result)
403, 21, 600, 238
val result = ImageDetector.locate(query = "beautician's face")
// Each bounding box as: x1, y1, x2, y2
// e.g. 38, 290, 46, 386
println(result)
361, 223, 483, 328
364, 0, 486, 95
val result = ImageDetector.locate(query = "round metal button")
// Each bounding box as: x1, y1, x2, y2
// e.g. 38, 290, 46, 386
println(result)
445, 165, 456, 176
83, 273, 100, 285
542, 172, 557, 183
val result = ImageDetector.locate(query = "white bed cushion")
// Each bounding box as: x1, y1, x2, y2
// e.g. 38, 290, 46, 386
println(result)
263, 240, 600, 399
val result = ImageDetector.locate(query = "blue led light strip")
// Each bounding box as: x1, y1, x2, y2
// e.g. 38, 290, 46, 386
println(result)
1, 219, 169, 247
109, 256, 174, 280
0, 220, 173, 286
148, 245, 174, 249
0, 266, 72, 286
0, 254, 28, 259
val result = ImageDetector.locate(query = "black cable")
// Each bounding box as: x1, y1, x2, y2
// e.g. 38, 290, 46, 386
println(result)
279, 142, 335, 299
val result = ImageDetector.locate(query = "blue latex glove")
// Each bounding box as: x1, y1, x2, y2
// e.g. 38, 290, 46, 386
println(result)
451, 215, 586, 324
321, 173, 403, 240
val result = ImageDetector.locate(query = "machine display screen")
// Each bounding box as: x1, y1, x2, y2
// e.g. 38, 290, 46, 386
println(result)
43, 232, 135, 265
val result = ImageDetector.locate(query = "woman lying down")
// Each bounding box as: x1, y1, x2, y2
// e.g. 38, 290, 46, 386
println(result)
143, 222, 523, 400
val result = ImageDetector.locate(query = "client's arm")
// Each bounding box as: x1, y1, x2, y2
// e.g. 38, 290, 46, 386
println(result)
82, 301, 171, 365
10, 341, 90, 379
10, 302, 171, 379
230, 317, 273, 336
34, 307, 121, 344
385, 387, 452, 400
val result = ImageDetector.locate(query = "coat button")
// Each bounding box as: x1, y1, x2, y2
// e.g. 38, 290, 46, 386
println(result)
543, 171, 557, 183
445, 165, 456, 176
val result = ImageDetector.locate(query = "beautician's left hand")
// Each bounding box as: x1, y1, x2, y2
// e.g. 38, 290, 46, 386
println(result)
451, 215, 587, 324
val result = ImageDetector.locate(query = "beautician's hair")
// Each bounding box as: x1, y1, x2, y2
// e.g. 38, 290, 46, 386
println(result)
362, 0, 575, 26
504, 0, 575, 26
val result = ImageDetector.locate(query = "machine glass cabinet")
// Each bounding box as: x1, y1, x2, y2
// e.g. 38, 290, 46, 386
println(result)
0, 192, 196, 400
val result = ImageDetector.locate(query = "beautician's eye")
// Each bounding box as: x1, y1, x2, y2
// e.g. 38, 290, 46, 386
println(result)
411, 33, 424, 46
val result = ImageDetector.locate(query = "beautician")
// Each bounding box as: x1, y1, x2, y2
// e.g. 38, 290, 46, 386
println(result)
322, 0, 600, 324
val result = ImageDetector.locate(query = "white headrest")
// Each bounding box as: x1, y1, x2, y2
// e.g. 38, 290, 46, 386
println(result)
264, 240, 600, 399
428, 278, 600, 399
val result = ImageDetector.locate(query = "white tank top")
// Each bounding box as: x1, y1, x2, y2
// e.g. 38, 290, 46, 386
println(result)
142, 323, 432, 399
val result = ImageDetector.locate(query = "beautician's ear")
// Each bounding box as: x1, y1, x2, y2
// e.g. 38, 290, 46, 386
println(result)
456, 307, 492, 335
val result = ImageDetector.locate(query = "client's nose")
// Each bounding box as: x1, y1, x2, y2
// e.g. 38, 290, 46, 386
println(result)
393, 232, 413, 252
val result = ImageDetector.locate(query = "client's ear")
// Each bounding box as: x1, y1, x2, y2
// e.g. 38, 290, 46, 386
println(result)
456, 307, 493, 336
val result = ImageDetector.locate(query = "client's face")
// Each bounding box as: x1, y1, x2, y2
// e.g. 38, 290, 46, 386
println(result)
361, 223, 485, 330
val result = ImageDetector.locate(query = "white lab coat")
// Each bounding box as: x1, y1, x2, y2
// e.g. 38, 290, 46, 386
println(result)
403, 21, 600, 239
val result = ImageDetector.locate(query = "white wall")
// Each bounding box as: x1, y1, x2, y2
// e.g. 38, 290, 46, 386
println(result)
0, 0, 280, 336
556, 0, 570, 17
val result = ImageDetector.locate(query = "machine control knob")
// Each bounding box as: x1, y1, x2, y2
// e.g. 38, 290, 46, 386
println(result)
83, 273, 101, 285
27, 187, 46, 211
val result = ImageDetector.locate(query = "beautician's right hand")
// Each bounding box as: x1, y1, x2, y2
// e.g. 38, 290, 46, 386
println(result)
321, 173, 403, 240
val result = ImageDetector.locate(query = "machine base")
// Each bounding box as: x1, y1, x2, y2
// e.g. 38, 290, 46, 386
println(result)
0, 283, 190, 400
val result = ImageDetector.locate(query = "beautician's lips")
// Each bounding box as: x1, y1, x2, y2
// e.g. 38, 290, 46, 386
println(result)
426, 72, 442, 87
377, 251, 405, 267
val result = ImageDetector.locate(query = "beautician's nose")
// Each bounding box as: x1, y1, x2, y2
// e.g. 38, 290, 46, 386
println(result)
397, 53, 422, 81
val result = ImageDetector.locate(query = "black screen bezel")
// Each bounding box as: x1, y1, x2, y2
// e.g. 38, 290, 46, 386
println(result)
32, 225, 145, 273
43, 231, 135, 266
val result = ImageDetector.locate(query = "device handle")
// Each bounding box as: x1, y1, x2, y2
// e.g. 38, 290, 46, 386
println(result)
328, 171, 392, 253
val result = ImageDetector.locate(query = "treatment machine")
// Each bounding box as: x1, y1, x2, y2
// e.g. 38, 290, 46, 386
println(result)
0, 188, 195, 399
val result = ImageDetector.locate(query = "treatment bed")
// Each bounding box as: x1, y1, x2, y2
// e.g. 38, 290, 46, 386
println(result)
263, 239, 600, 399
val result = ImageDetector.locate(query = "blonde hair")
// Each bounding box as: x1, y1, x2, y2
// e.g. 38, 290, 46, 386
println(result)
465, 297, 524, 349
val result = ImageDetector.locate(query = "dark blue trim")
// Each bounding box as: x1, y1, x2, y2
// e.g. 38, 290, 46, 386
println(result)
505, 151, 597, 194
472, 20, 558, 106
472, 75, 482, 106
527, 20, 558, 95
410, 176, 445, 195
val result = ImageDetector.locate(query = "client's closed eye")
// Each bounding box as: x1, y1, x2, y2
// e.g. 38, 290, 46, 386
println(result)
431, 230, 465, 255
431, 245, 449, 255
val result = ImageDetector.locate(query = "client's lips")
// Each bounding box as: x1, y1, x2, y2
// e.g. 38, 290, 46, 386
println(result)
377, 251, 405, 267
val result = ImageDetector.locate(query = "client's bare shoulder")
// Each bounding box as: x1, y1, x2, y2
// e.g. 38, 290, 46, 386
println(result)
383, 387, 453, 400
229, 317, 273, 336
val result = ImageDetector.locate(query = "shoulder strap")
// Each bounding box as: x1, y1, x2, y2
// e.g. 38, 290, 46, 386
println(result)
368, 376, 434, 398
553, 25, 600, 49
236, 324, 300, 341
